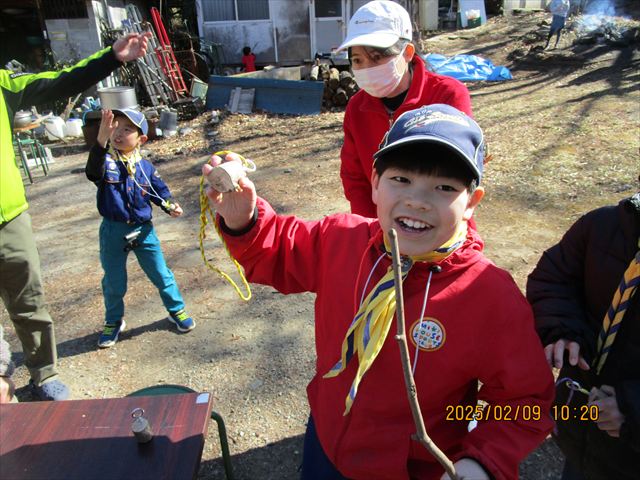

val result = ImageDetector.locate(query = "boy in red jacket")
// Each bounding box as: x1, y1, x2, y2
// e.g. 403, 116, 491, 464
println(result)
203, 104, 553, 480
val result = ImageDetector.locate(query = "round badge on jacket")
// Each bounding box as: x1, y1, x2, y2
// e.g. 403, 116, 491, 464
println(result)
410, 317, 445, 351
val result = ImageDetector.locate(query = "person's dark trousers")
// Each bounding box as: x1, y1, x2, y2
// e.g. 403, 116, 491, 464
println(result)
0, 212, 58, 384
301, 415, 349, 480
561, 459, 587, 480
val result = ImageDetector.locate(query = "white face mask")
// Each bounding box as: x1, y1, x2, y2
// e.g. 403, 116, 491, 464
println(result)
353, 49, 407, 98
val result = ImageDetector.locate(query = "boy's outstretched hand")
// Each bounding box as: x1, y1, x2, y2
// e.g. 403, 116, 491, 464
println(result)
97, 109, 117, 148
203, 152, 256, 231
113, 32, 152, 62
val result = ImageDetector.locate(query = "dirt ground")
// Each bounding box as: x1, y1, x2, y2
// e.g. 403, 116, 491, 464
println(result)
2, 11, 639, 480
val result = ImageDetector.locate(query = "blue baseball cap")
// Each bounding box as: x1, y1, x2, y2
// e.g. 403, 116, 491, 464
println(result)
113, 108, 148, 136
374, 104, 485, 182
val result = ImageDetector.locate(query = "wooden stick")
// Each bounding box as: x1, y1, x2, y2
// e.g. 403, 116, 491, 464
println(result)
61, 93, 82, 121
388, 228, 460, 480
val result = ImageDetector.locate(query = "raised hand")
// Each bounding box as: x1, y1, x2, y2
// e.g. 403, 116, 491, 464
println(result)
97, 109, 118, 148
113, 32, 152, 62
203, 152, 257, 231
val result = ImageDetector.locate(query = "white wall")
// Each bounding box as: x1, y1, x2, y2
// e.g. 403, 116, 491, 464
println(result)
503, 0, 547, 14
198, 0, 310, 66
201, 20, 276, 65
46, 1, 102, 61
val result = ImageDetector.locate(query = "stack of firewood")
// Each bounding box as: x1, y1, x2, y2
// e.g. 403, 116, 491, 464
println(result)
310, 64, 359, 108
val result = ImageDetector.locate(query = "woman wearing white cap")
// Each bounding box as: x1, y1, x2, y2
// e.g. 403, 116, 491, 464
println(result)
339, 0, 473, 218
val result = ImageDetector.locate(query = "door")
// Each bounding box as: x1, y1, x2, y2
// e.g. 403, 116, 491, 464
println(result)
310, 0, 346, 56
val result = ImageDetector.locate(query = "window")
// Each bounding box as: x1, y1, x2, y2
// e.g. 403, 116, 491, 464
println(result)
315, 0, 342, 17
202, 0, 270, 21
42, 0, 88, 19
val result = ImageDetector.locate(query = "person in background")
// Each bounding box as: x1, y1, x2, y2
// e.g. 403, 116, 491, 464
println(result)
527, 190, 640, 480
337, 0, 472, 218
242, 46, 256, 72
86, 109, 195, 348
545, 0, 571, 49
0, 32, 151, 401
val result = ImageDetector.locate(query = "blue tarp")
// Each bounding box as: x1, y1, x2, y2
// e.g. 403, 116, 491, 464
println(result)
423, 54, 513, 82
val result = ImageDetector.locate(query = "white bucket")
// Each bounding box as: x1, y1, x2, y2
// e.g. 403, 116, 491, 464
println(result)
43, 116, 66, 141
65, 118, 83, 137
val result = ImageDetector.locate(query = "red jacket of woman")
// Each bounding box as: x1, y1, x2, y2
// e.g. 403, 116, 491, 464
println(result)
341, 55, 473, 218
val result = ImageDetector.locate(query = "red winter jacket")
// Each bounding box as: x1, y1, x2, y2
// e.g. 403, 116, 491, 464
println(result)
221, 199, 554, 480
341, 55, 472, 218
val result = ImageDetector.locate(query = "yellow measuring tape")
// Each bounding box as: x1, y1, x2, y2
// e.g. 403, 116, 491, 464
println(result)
198, 150, 252, 301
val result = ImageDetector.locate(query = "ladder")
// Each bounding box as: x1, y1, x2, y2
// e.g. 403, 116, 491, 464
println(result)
150, 7, 188, 99
123, 5, 175, 105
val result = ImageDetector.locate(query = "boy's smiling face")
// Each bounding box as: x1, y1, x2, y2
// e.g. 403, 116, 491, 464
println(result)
372, 166, 484, 257
110, 115, 146, 153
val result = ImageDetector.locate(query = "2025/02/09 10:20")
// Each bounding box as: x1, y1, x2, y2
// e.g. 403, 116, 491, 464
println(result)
444, 404, 600, 422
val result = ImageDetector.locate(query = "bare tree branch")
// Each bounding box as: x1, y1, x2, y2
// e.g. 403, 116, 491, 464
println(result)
388, 228, 460, 480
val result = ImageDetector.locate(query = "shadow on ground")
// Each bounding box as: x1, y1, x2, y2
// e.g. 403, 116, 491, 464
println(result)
196, 434, 563, 480
198, 434, 304, 480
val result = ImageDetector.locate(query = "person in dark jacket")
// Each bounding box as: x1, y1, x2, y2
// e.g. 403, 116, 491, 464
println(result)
0, 32, 150, 401
86, 108, 195, 349
527, 191, 640, 480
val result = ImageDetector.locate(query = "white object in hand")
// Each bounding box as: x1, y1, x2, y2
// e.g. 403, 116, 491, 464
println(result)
207, 159, 256, 193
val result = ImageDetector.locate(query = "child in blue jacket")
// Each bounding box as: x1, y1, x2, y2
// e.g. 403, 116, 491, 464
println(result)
86, 108, 195, 348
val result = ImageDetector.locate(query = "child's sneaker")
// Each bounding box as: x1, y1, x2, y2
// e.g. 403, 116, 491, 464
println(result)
97, 320, 126, 348
167, 309, 196, 332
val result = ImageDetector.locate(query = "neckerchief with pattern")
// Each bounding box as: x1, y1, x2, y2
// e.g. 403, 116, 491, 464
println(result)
324, 221, 469, 415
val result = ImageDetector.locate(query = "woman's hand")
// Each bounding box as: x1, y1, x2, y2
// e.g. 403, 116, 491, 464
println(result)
203, 152, 256, 231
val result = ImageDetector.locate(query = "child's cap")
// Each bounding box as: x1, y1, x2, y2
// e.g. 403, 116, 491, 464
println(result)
374, 104, 485, 182
113, 108, 148, 136
336, 1, 412, 52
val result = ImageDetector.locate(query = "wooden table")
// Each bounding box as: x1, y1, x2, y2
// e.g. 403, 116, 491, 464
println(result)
13, 122, 42, 134
0, 392, 213, 480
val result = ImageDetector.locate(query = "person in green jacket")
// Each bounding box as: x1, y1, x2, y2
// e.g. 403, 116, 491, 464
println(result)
0, 32, 151, 400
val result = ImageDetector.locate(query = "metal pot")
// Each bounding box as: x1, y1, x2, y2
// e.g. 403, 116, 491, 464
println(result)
97, 86, 138, 111
14, 110, 33, 127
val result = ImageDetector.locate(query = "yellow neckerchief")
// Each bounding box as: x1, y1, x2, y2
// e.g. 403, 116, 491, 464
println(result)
324, 221, 468, 415
109, 145, 141, 176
